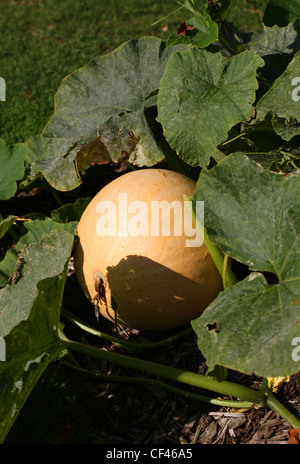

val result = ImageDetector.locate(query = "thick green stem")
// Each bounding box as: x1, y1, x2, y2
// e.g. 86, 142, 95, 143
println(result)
60, 336, 266, 407
61, 308, 193, 351
261, 380, 300, 430
63, 359, 253, 409
184, 197, 238, 287
222, 254, 230, 289
265, 393, 300, 430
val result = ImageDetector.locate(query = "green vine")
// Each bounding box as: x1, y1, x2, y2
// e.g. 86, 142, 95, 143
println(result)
59, 329, 265, 406
59, 327, 300, 430
184, 196, 238, 287
61, 308, 193, 352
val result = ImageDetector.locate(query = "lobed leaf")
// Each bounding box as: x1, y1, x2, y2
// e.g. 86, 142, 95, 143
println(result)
156, 48, 264, 167
192, 272, 300, 378
248, 22, 300, 58
0, 229, 75, 442
40, 37, 187, 191
0, 219, 77, 288
256, 50, 300, 140
51, 197, 91, 223
20, 134, 45, 188
192, 153, 300, 377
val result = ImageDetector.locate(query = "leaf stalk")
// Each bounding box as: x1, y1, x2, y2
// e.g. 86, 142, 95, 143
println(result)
61, 308, 193, 351
63, 359, 254, 409
184, 197, 238, 287
265, 392, 300, 430
60, 335, 266, 407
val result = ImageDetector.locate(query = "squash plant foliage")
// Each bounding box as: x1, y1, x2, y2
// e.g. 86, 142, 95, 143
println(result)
1, 0, 300, 442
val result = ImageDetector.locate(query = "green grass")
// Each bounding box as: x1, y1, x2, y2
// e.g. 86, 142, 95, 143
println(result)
0, 0, 184, 145
0, 0, 267, 145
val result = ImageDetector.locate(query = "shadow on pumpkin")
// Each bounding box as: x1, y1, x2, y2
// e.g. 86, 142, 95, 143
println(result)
106, 254, 222, 332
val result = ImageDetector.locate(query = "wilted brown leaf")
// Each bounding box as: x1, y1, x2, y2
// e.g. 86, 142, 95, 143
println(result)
177, 21, 194, 35
287, 428, 300, 444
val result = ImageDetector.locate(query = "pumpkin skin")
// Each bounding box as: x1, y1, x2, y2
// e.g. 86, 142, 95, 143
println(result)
74, 168, 223, 332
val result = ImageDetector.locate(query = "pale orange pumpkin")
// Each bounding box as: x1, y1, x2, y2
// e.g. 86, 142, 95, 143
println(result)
74, 169, 223, 332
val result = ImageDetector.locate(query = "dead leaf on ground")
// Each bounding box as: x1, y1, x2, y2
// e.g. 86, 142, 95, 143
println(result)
287, 428, 300, 444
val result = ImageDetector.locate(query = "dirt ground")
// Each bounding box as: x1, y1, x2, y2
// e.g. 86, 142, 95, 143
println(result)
75, 334, 300, 445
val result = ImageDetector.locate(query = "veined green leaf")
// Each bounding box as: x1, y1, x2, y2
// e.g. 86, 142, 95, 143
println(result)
192, 272, 300, 378
20, 134, 45, 188
192, 153, 300, 377
51, 197, 91, 223
0, 229, 74, 442
156, 48, 264, 167
256, 51, 300, 140
249, 22, 300, 58
0, 219, 77, 288
41, 37, 187, 191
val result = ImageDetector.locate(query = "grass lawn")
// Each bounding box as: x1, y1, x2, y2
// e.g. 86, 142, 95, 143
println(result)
0, 0, 267, 145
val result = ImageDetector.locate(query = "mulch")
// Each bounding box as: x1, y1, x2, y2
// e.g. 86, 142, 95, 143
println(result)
59, 302, 300, 445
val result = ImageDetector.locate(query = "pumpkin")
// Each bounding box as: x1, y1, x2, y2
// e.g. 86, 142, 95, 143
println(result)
74, 168, 223, 332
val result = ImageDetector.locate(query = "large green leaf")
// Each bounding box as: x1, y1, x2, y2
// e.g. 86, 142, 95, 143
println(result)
20, 134, 45, 188
249, 22, 300, 58
191, 153, 300, 377
256, 50, 300, 140
0, 219, 77, 288
40, 37, 187, 191
156, 48, 264, 167
192, 272, 300, 378
0, 139, 27, 200
0, 229, 74, 442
